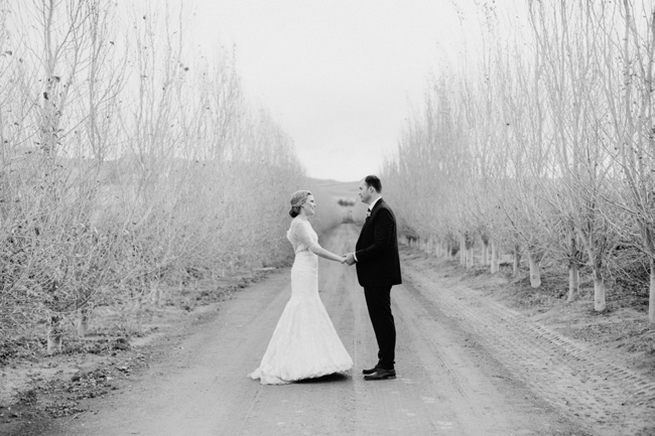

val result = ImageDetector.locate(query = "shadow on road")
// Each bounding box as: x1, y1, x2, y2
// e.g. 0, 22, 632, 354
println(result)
295, 373, 351, 384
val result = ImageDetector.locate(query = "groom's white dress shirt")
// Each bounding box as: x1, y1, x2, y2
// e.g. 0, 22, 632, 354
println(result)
354, 196, 382, 262
366, 197, 381, 216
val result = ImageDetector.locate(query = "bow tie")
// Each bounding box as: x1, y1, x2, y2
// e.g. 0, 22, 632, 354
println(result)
366, 209, 371, 217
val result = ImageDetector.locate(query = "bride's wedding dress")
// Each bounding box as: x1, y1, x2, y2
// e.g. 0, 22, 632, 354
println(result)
249, 217, 353, 384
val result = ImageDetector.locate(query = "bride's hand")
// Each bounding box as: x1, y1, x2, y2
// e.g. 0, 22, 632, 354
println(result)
339, 256, 347, 264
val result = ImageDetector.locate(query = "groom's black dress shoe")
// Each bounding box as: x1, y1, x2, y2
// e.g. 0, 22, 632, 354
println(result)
362, 365, 380, 375
363, 368, 396, 380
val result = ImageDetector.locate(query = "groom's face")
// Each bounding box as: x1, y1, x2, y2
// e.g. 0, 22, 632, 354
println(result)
358, 180, 373, 204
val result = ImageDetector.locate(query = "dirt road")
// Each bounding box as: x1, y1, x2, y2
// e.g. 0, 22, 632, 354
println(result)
36, 224, 652, 435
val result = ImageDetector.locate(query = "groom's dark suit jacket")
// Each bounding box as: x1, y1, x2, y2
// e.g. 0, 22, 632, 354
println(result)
355, 199, 402, 287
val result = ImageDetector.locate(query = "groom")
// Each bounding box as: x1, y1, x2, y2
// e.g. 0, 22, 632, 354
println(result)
345, 175, 402, 380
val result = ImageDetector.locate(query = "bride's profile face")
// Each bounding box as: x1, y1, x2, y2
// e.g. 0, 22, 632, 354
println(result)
301, 195, 317, 216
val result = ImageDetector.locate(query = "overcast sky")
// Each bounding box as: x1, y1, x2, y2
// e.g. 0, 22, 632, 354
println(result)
181, 0, 495, 181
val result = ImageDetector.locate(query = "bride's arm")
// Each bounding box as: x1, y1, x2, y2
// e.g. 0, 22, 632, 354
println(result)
295, 220, 345, 262
309, 244, 346, 263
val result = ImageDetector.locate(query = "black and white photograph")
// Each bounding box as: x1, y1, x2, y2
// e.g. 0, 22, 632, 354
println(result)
1, 1, 655, 435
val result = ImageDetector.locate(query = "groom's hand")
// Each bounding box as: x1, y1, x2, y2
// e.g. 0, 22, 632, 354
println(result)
344, 253, 356, 266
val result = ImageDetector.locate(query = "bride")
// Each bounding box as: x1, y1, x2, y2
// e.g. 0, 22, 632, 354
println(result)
249, 190, 353, 384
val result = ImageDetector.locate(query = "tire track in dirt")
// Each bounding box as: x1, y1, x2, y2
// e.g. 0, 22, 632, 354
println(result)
334, 225, 581, 436
402, 250, 655, 436
391, 274, 580, 435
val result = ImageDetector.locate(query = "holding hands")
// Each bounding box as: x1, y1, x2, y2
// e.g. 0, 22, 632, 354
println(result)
342, 252, 356, 266
330, 252, 354, 264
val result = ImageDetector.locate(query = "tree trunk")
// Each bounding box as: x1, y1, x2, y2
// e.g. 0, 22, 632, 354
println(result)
459, 235, 466, 266
527, 251, 541, 288
490, 240, 499, 273
150, 282, 162, 307
466, 247, 473, 269
47, 315, 63, 355
566, 228, 581, 302
76, 307, 90, 337
649, 257, 655, 324
482, 241, 490, 266
592, 266, 607, 312
512, 244, 521, 277
567, 262, 580, 303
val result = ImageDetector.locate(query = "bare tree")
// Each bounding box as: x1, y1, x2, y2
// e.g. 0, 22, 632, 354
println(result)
601, 0, 655, 323
1, 0, 307, 352
529, 1, 619, 311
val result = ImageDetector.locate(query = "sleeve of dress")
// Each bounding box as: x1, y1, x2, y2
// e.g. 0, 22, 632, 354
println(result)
294, 220, 321, 252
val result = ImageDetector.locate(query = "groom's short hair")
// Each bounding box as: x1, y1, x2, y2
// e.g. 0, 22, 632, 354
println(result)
365, 175, 382, 193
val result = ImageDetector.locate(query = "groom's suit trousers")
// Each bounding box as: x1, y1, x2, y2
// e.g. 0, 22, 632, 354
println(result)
364, 285, 395, 369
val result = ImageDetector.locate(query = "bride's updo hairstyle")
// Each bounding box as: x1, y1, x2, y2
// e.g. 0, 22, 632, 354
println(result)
289, 190, 312, 217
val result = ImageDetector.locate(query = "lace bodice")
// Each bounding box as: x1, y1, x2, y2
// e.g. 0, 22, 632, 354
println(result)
287, 218, 319, 254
